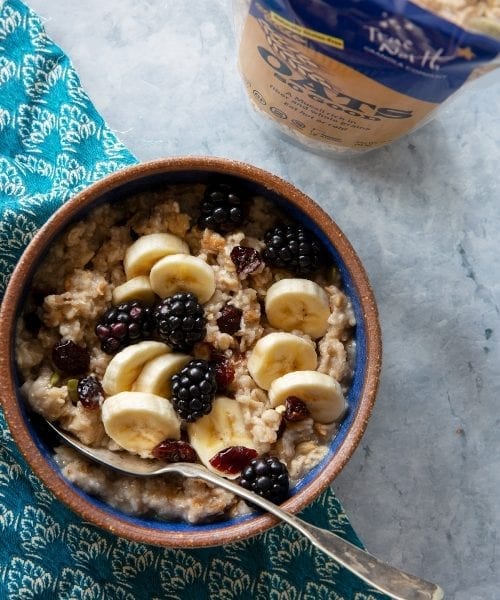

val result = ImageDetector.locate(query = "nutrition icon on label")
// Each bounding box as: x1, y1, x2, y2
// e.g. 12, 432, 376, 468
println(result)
252, 90, 266, 105
270, 106, 287, 119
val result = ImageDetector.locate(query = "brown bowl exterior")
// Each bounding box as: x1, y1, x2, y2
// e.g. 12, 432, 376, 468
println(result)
0, 157, 381, 547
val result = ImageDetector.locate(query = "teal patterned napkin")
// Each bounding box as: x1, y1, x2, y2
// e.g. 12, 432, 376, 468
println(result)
0, 1, 386, 598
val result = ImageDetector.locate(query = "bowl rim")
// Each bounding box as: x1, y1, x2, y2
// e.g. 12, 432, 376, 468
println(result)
0, 156, 382, 548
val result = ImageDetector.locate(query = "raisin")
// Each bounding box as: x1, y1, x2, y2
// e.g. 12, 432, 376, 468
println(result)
23, 312, 42, 335
152, 440, 198, 463
209, 446, 258, 475
217, 304, 242, 335
230, 246, 262, 275
77, 375, 104, 410
52, 340, 90, 376
284, 396, 310, 422
210, 355, 235, 389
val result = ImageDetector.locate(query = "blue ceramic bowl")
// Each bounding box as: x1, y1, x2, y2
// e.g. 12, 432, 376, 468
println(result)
0, 157, 381, 547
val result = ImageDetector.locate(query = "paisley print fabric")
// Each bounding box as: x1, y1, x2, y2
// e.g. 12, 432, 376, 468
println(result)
0, 1, 389, 597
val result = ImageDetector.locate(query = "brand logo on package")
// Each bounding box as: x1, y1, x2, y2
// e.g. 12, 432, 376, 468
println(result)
364, 14, 474, 72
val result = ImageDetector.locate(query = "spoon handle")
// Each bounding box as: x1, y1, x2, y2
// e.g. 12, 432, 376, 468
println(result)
177, 464, 444, 600
44, 422, 443, 600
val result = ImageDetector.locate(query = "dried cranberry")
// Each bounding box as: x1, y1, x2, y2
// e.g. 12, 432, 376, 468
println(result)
217, 304, 242, 335
230, 246, 262, 275
77, 375, 104, 410
52, 340, 90, 376
209, 446, 258, 475
284, 396, 310, 422
210, 355, 235, 389
152, 440, 198, 463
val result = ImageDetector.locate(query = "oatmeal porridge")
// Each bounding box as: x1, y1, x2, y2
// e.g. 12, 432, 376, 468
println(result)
16, 182, 356, 523
413, 0, 500, 35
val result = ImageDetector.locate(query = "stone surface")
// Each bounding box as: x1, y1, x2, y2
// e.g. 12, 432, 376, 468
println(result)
28, 1, 500, 597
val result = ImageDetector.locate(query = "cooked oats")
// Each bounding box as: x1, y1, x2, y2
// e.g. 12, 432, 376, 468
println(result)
16, 184, 356, 523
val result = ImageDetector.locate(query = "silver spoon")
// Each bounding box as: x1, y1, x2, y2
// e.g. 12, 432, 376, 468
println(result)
46, 420, 444, 600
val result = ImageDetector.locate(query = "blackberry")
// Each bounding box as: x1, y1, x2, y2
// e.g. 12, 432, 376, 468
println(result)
171, 359, 217, 422
153, 293, 206, 352
198, 183, 246, 234
95, 300, 154, 354
263, 224, 324, 276
238, 456, 289, 504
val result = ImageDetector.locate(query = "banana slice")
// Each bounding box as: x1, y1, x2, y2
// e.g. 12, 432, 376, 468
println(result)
247, 332, 317, 390
102, 341, 170, 396
149, 254, 216, 303
265, 278, 331, 339
101, 391, 181, 457
133, 353, 192, 398
112, 276, 156, 305
187, 396, 257, 478
268, 370, 346, 423
124, 233, 190, 279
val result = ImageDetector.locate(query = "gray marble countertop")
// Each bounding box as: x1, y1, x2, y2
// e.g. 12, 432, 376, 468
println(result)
28, 1, 500, 598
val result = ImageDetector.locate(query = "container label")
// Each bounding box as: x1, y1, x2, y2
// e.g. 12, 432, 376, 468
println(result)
238, 0, 500, 150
